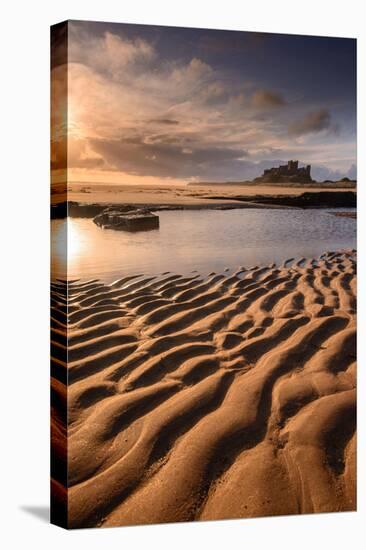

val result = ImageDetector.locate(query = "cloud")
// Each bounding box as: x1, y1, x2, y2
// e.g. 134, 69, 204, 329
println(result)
228, 93, 247, 109
83, 135, 249, 179
200, 81, 227, 104
63, 23, 354, 184
171, 58, 212, 84
251, 89, 286, 109
288, 109, 332, 136
67, 137, 106, 169
147, 118, 180, 125
68, 26, 155, 79
69, 130, 356, 182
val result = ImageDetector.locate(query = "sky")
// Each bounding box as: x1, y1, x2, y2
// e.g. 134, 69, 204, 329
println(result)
51, 20, 357, 185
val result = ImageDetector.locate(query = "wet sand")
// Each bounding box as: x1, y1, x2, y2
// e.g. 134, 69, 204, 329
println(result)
51, 250, 356, 528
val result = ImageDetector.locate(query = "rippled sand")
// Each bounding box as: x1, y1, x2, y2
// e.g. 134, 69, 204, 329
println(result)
51, 250, 356, 528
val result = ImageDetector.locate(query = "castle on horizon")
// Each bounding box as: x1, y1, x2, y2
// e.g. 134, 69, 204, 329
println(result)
255, 160, 313, 183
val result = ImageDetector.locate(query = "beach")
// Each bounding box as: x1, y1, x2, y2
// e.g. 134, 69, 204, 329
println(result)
49, 19, 358, 532
51, 250, 356, 528
61, 182, 356, 208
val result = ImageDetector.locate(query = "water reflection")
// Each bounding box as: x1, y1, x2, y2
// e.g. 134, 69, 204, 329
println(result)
51, 209, 356, 282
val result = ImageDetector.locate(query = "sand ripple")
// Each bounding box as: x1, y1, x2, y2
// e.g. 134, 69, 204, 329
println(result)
51, 250, 356, 528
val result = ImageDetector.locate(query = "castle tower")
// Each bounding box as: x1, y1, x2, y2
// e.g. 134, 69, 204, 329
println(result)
287, 160, 298, 174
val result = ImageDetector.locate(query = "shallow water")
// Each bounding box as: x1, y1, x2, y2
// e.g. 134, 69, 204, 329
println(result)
51, 208, 356, 282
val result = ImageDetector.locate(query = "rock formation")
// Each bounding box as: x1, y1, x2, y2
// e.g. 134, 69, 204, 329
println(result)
93, 206, 159, 231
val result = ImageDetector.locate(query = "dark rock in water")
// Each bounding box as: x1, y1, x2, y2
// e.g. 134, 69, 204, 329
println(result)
50, 201, 104, 219
50, 201, 161, 221
69, 202, 104, 218
93, 206, 159, 231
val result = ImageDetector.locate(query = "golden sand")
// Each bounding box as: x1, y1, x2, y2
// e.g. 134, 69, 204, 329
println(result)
51, 251, 356, 528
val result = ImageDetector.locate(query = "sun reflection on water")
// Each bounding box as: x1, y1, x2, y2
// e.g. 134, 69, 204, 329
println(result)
68, 218, 84, 265
51, 218, 86, 280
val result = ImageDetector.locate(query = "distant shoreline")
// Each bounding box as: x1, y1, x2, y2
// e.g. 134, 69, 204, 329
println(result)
51, 190, 357, 220
188, 179, 356, 189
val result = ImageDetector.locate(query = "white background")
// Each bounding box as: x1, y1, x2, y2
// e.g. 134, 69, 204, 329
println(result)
1, 0, 364, 548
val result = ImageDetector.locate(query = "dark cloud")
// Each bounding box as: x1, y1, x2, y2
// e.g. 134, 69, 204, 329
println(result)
83, 136, 250, 180
69, 134, 355, 182
251, 89, 286, 109
147, 118, 180, 125
252, 147, 283, 156
288, 109, 332, 136
144, 133, 194, 145
71, 157, 105, 169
